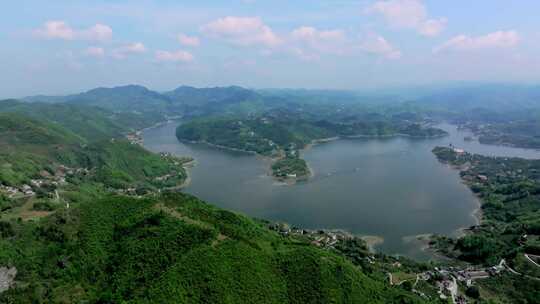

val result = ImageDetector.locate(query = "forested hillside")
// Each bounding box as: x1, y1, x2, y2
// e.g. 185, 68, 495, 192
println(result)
0, 99, 138, 140
0, 193, 425, 303
431, 147, 540, 301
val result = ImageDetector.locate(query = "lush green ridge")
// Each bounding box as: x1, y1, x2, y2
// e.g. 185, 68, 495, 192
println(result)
23, 85, 278, 121
0, 100, 129, 141
68, 140, 190, 190
0, 105, 188, 190
0, 192, 425, 303
176, 116, 447, 154
0, 113, 81, 185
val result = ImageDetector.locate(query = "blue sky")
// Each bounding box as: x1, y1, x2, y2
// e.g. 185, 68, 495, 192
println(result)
1, 0, 540, 97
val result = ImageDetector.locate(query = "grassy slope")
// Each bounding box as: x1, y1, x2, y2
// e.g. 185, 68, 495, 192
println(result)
0, 113, 81, 185
0, 111, 186, 189
71, 140, 188, 189
0, 100, 128, 141
0, 193, 425, 303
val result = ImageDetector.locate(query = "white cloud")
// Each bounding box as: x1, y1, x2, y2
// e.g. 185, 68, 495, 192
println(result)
418, 18, 448, 37
367, 0, 446, 37
82, 24, 113, 41
359, 34, 402, 59
83, 47, 105, 57
178, 33, 200, 47
202, 16, 281, 47
292, 27, 345, 48
35, 21, 74, 40
289, 26, 348, 59
111, 42, 147, 59
155, 50, 194, 63
34, 20, 112, 41
291, 27, 345, 43
434, 31, 520, 53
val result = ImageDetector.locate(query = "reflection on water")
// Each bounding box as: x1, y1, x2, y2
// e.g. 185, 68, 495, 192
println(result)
142, 122, 539, 260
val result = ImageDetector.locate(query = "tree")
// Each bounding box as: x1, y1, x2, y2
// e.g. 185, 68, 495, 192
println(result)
465, 286, 480, 299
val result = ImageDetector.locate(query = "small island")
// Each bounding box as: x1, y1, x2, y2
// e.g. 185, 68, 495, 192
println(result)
271, 151, 310, 182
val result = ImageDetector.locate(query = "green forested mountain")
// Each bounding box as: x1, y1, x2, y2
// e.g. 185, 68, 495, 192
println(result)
0, 192, 425, 303
66, 85, 174, 120
0, 113, 80, 147
25, 85, 171, 113
166, 85, 262, 106
0, 104, 186, 190
165, 85, 271, 117
0, 113, 82, 186
0, 100, 131, 141
23, 85, 275, 119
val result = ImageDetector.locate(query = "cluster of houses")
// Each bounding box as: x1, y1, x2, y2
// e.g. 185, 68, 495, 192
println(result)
0, 165, 89, 200
159, 152, 188, 166
416, 261, 506, 303
0, 184, 34, 198
126, 131, 144, 145
269, 222, 354, 249
113, 187, 139, 196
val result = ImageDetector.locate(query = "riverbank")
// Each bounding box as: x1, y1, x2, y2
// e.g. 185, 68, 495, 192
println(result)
344, 132, 448, 140
402, 234, 455, 262
178, 139, 260, 155
178, 159, 196, 189
302, 132, 447, 151
437, 159, 484, 228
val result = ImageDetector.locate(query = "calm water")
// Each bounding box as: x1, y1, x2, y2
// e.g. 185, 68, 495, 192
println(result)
142, 122, 540, 259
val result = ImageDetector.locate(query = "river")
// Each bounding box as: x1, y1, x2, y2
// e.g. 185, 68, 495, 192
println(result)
142, 122, 539, 259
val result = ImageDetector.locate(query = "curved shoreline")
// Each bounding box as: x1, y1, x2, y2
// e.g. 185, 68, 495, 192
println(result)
142, 121, 496, 258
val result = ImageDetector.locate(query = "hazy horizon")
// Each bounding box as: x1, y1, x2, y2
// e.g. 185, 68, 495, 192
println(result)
2, 0, 540, 97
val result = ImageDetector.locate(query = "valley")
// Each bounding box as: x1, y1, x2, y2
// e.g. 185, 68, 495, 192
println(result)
1, 84, 540, 303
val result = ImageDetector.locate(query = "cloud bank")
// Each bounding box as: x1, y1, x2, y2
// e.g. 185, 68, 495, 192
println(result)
34, 21, 112, 41
367, 0, 447, 37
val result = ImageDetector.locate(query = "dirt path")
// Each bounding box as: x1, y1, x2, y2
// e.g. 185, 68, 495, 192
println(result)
525, 254, 540, 269
154, 203, 228, 246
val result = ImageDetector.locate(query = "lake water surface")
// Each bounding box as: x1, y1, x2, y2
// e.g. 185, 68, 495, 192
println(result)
143, 122, 539, 259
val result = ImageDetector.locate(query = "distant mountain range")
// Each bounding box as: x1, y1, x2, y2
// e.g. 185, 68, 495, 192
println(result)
20, 83, 540, 124
410, 84, 540, 111
22, 85, 270, 117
